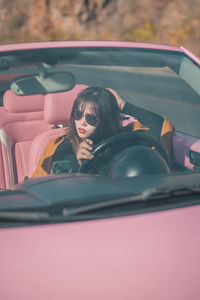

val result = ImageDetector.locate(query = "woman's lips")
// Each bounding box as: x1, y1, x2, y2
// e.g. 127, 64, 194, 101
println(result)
78, 128, 86, 134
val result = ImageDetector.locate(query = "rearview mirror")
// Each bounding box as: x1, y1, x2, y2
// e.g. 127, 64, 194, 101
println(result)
10, 71, 75, 95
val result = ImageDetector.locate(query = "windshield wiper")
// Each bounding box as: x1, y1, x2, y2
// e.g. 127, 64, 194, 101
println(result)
62, 186, 200, 216
0, 211, 49, 222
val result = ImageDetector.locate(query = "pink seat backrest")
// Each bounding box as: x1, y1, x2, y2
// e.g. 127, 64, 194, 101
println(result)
44, 84, 88, 125
0, 90, 50, 189
28, 84, 88, 177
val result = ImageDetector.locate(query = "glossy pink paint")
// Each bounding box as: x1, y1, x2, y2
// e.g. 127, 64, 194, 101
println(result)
0, 40, 183, 52
0, 204, 200, 300
181, 47, 200, 65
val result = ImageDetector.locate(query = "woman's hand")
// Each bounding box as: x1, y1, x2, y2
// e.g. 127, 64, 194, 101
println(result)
106, 88, 125, 111
76, 139, 94, 165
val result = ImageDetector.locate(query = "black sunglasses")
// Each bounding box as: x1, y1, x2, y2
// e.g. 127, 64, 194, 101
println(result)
72, 108, 98, 127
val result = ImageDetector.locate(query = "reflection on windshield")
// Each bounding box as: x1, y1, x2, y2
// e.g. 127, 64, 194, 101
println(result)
0, 47, 199, 135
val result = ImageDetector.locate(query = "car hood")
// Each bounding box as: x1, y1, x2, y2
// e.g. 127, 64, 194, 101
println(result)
0, 203, 200, 300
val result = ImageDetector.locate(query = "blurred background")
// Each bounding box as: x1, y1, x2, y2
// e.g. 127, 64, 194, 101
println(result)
0, 0, 199, 56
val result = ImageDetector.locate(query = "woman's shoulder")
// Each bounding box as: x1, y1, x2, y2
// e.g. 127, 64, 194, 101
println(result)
54, 135, 73, 154
54, 133, 68, 144
42, 133, 69, 157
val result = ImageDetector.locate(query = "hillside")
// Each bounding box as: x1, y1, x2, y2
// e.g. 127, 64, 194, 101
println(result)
0, 0, 199, 55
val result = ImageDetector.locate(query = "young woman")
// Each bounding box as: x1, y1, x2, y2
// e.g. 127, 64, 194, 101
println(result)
32, 87, 129, 177
32, 86, 174, 177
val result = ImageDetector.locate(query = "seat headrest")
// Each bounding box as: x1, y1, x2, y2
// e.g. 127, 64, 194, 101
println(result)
44, 84, 88, 125
3, 90, 44, 113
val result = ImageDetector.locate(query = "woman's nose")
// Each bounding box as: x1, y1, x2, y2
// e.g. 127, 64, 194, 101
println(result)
80, 116, 87, 126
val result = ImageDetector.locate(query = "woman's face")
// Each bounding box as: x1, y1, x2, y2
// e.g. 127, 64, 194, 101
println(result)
74, 105, 98, 139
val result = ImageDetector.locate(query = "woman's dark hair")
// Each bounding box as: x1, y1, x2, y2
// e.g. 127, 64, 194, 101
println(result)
66, 87, 122, 152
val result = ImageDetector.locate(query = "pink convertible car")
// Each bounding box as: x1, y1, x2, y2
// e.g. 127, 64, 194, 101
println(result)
0, 41, 200, 300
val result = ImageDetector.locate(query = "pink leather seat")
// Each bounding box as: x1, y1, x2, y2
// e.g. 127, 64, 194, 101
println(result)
0, 90, 51, 189
28, 84, 88, 177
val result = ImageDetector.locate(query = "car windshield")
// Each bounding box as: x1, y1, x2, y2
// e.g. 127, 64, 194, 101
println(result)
0, 42, 200, 219
0, 46, 199, 136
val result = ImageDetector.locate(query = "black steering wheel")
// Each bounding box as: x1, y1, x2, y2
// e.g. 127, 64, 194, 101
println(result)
79, 131, 170, 174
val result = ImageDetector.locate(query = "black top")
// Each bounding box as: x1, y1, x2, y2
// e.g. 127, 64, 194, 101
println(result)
52, 139, 79, 173
122, 102, 163, 140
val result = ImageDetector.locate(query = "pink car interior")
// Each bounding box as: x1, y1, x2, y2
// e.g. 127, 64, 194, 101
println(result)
0, 90, 50, 189
1, 85, 200, 190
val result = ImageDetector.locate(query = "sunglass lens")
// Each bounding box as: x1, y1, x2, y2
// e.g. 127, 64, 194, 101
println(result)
73, 109, 82, 120
86, 114, 98, 126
